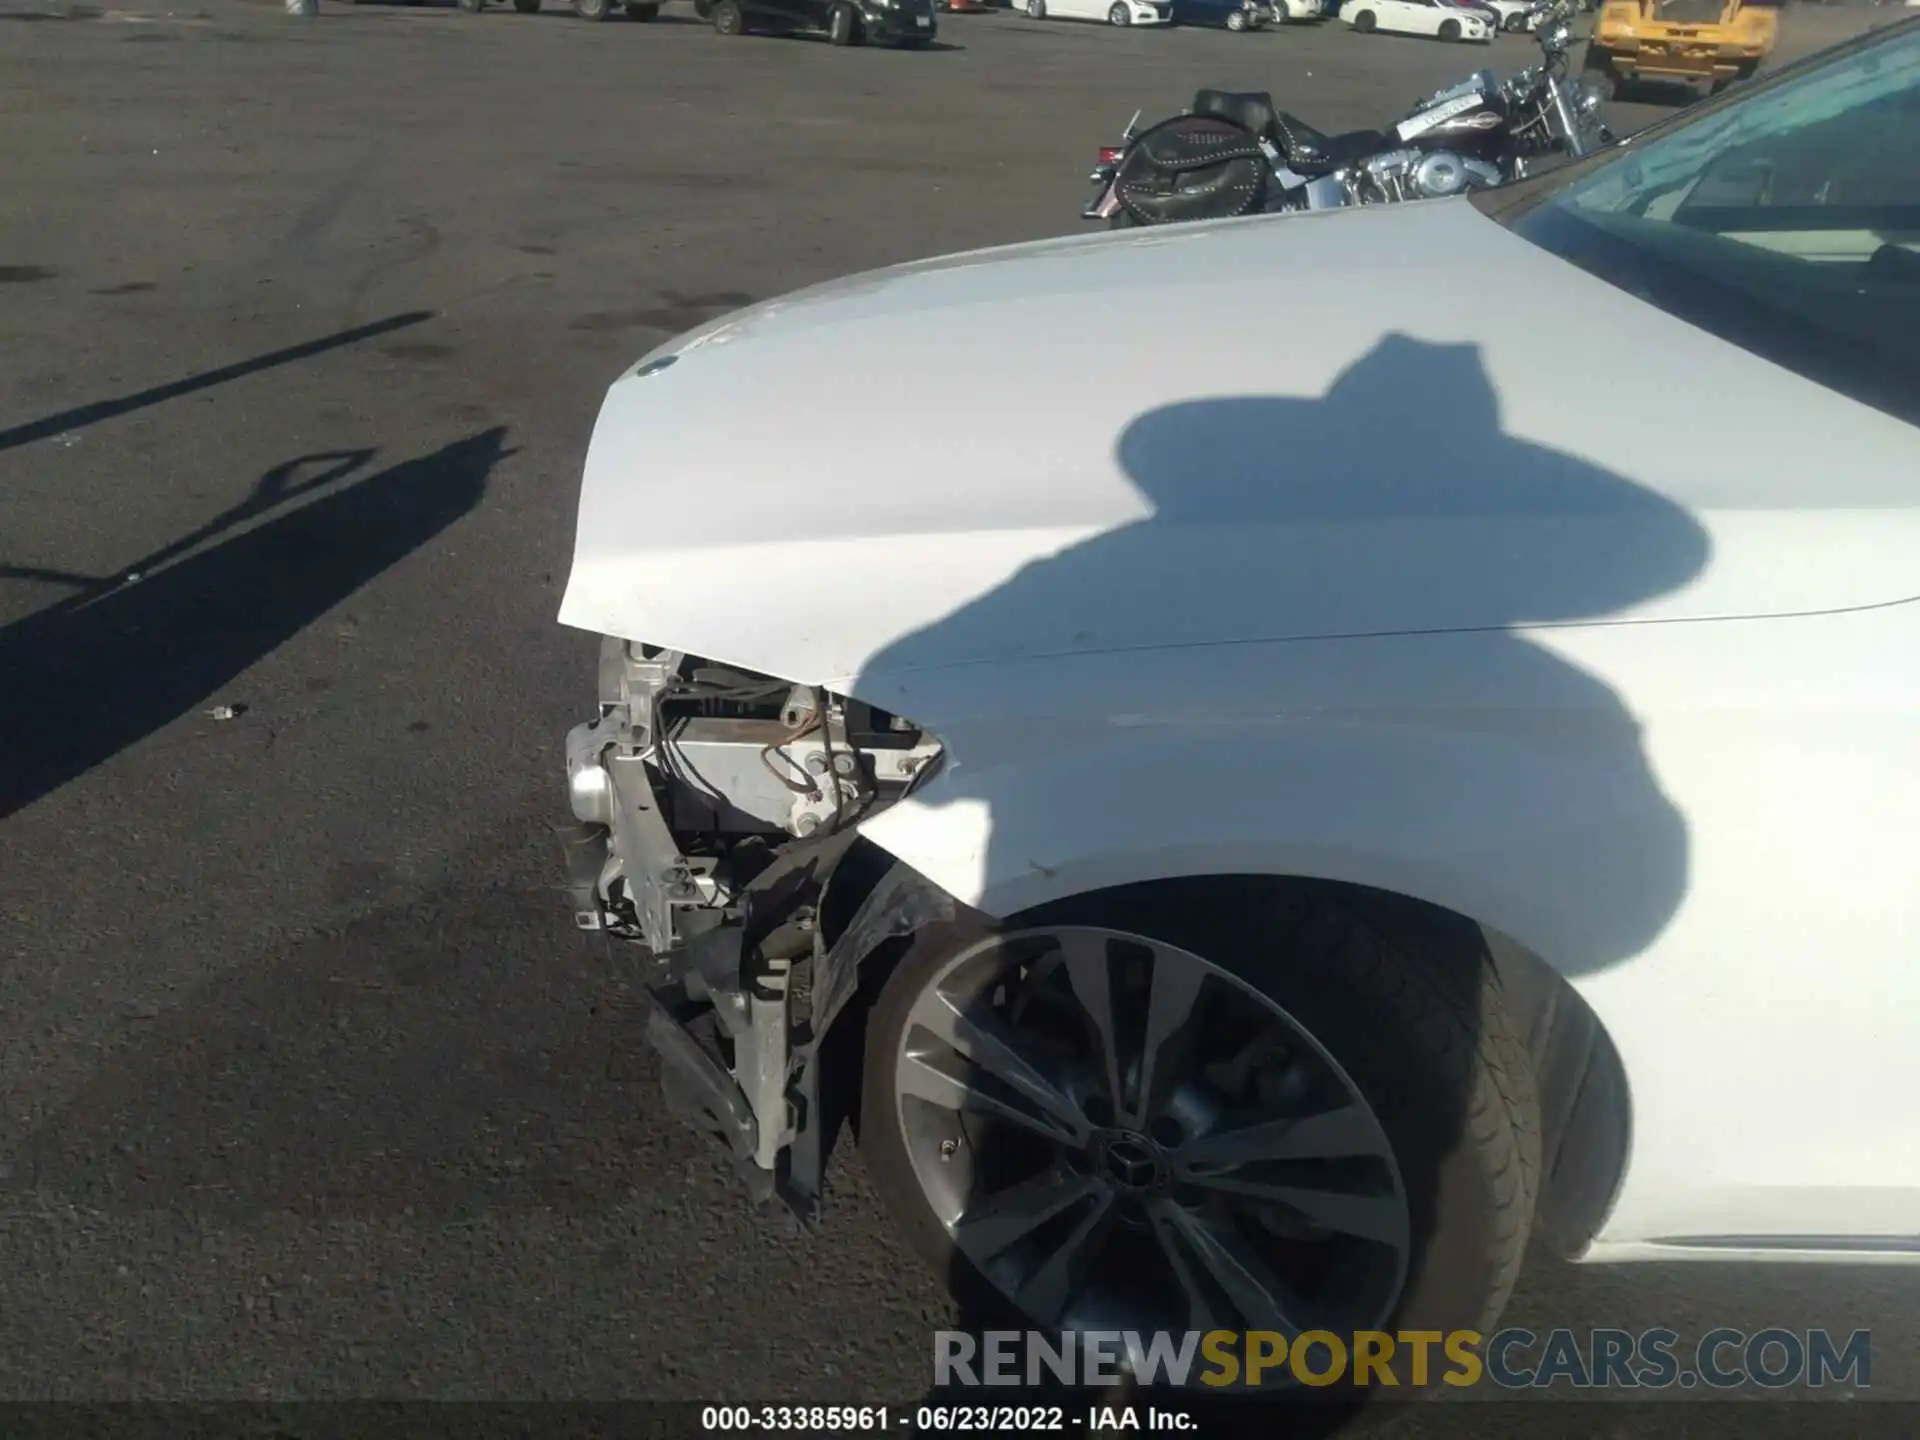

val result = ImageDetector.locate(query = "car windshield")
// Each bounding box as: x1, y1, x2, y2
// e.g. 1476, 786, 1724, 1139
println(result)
1473, 19, 1920, 426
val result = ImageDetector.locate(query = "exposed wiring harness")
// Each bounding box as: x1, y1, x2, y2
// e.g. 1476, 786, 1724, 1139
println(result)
656, 668, 922, 837
651, 668, 809, 803
760, 692, 827, 801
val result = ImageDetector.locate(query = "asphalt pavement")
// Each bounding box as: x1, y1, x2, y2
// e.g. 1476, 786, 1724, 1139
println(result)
0, 0, 1912, 1430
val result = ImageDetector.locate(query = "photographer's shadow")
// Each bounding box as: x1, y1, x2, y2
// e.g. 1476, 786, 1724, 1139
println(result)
873, 334, 1711, 1428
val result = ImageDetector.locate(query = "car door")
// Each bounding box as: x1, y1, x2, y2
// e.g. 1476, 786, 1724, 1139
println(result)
743, 0, 803, 26
1379, 0, 1432, 32
1400, 0, 1443, 33
786, 0, 832, 26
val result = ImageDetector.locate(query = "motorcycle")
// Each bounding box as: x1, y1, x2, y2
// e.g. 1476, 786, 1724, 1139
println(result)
1082, 0, 1613, 227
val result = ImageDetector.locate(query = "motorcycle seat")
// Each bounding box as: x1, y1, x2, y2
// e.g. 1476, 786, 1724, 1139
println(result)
1190, 88, 1387, 174
1191, 88, 1282, 140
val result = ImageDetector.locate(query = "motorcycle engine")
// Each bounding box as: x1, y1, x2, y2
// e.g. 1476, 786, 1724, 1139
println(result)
1363, 147, 1504, 201
1411, 150, 1503, 197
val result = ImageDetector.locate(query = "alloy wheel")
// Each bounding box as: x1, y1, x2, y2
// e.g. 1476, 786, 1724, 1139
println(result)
891, 926, 1412, 1359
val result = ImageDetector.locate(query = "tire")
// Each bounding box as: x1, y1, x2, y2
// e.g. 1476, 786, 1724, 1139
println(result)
1502, 11, 1522, 28
1108, 1, 1130, 18
710, 0, 744, 30
859, 880, 1541, 1404
1351, 6, 1375, 27
1226, 7, 1247, 25
1027, 0, 1045, 16
625, 1, 659, 15
575, 0, 610, 18
457, 0, 484, 12
1438, 16, 1461, 38
828, 0, 858, 40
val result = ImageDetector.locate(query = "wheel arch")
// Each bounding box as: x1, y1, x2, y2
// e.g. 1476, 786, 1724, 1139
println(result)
814, 848, 1630, 1260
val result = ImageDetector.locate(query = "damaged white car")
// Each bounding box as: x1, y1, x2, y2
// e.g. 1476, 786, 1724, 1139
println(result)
558, 18, 1920, 1390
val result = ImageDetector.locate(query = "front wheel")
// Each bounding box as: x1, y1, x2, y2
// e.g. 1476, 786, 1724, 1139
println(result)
1027, 0, 1046, 16
1351, 6, 1375, 27
711, 0, 745, 30
828, 0, 859, 40
575, 0, 610, 18
1225, 7, 1248, 26
859, 882, 1541, 1392
1437, 16, 1461, 38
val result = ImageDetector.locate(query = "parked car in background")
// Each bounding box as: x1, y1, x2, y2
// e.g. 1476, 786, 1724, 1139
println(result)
1268, 0, 1326, 19
1344, 0, 1492, 38
464, 0, 662, 17
1474, 0, 1537, 27
699, 0, 938, 40
1172, 0, 1268, 26
1027, 0, 1172, 20
1442, 0, 1507, 27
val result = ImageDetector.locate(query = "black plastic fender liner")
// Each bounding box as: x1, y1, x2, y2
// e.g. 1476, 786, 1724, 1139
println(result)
639, 982, 759, 1159
600, 927, 797, 1220
783, 858, 996, 1215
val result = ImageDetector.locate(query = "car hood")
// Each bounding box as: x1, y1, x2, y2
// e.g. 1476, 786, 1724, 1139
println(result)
560, 199, 1920, 690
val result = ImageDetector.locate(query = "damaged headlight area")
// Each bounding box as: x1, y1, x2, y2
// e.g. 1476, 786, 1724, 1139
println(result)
560, 637, 947, 1217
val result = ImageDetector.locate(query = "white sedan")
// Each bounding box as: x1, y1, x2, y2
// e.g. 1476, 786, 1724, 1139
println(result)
560, 20, 1920, 1402
1479, 0, 1538, 27
1344, 0, 1493, 39
1025, 0, 1170, 22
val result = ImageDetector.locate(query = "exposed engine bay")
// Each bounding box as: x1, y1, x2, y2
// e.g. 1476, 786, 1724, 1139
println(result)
561, 637, 948, 1216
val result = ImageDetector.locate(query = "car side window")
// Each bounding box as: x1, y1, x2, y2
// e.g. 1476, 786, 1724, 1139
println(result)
1496, 29, 1920, 427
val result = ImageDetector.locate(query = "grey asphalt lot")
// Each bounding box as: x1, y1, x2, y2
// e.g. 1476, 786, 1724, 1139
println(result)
0, 0, 1912, 1429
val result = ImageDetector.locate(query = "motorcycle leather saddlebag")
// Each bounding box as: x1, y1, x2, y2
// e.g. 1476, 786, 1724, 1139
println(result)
1115, 114, 1269, 226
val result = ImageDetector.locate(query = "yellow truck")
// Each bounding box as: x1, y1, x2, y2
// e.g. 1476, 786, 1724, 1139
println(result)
1582, 0, 1781, 97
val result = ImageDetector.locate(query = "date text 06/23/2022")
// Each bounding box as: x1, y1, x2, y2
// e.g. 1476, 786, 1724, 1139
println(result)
701, 1407, 1194, 1433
